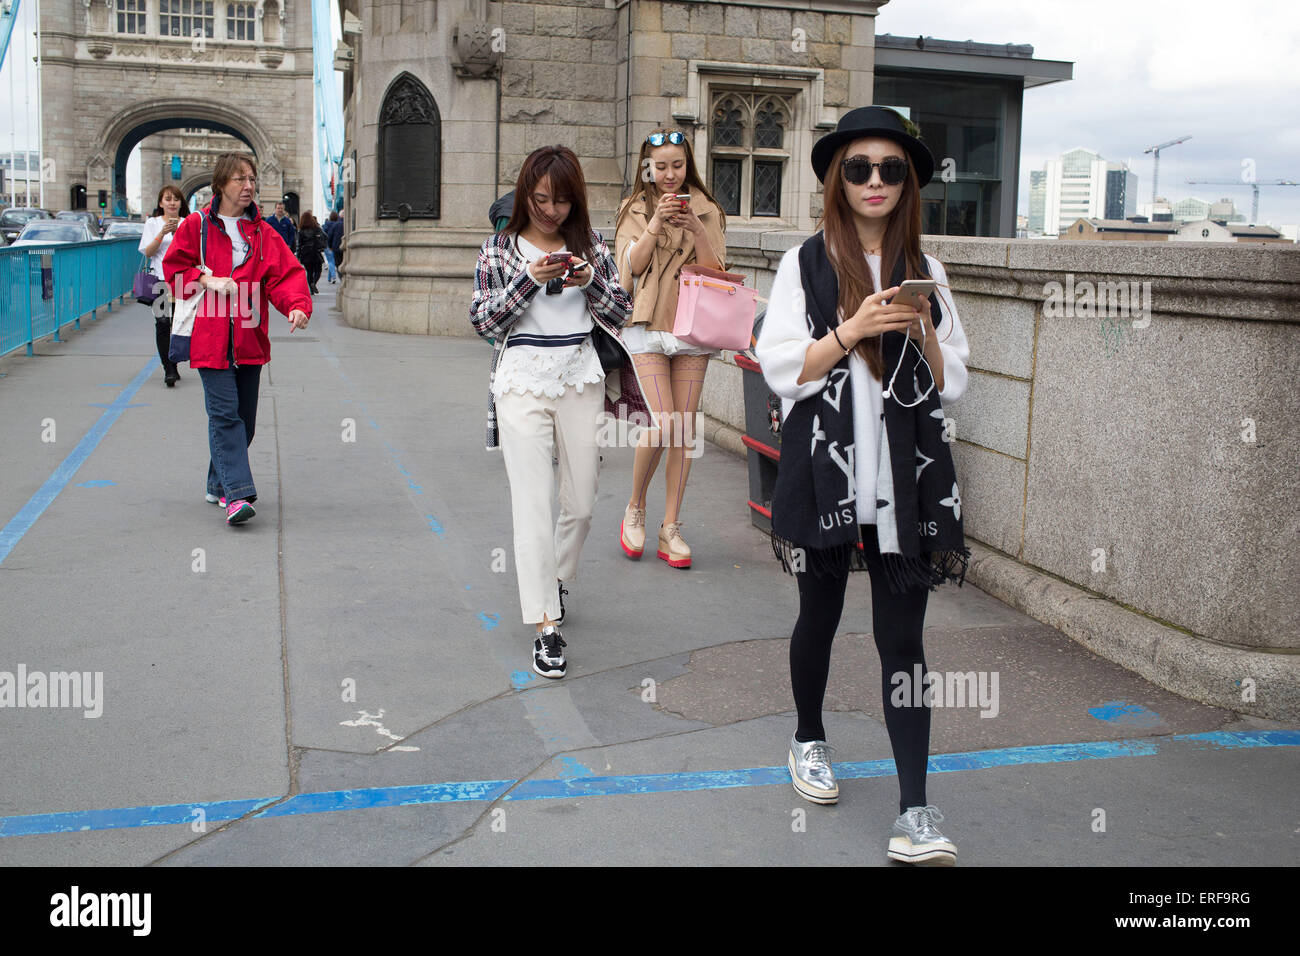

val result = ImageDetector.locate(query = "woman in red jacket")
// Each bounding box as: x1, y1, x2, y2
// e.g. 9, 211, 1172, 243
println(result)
163, 152, 312, 525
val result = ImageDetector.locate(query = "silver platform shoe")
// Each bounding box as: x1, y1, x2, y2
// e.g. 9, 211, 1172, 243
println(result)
787, 735, 839, 804
888, 805, 957, 865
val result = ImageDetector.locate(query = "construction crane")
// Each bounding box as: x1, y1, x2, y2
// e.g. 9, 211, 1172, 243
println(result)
1144, 136, 1191, 205
1184, 179, 1299, 224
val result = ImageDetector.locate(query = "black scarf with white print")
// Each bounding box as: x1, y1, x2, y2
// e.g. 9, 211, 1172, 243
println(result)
769, 232, 969, 593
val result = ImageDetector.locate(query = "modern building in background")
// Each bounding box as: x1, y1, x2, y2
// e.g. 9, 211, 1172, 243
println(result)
0, 151, 44, 206
1104, 163, 1137, 220
1038, 147, 1139, 236
1028, 168, 1046, 234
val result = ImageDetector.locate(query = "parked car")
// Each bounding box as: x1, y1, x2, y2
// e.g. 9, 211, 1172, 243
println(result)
0, 207, 54, 244
55, 210, 102, 236
9, 220, 97, 246
102, 220, 146, 239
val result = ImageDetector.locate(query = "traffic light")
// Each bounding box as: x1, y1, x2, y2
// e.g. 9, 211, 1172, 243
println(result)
98, 189, 108, 210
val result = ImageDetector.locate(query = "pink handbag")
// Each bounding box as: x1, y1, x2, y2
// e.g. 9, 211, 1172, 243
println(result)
671, 264, 763, 351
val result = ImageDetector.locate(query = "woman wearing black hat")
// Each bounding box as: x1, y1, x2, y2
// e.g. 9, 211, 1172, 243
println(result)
756, 106, 971, 864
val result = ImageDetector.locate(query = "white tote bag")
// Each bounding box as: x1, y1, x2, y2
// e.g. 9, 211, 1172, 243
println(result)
167, 215, 211, 364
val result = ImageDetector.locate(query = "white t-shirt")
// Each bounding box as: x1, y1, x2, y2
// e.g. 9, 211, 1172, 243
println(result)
138, 216, 175, 278
218, 213, 249, 269
492, 234, 602, 399
755, 247, 970, 525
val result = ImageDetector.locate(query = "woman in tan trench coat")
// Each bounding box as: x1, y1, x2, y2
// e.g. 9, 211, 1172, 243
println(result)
613, 129, 727, 569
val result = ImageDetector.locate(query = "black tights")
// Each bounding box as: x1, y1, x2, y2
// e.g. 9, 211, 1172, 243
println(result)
790, 524, 931, 814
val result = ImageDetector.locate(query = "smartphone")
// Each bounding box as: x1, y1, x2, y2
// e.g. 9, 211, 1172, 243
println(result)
545, 252, 573, 265
890, 278, 935, 311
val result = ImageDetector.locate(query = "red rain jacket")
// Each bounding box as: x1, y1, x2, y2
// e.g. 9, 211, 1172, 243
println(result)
162, 198, 312, 368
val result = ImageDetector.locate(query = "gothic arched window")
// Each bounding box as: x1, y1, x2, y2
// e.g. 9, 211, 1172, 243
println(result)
378, 73, 441, 220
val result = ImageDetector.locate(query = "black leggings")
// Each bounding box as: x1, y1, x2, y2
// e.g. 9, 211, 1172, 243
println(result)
154, 316, 175, 371
302, 258, 322, 288
790, 524, 931, 814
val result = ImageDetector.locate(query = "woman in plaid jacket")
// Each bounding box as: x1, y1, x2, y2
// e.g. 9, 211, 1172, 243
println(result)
471, 145, 649, 680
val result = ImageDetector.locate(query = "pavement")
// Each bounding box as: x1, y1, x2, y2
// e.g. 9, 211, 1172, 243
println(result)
0, 282, 1296, 867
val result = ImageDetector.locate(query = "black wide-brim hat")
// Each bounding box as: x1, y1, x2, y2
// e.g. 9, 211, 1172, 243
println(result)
811, 106, 935, 186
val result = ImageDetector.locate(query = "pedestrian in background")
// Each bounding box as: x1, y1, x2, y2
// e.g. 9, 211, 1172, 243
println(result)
267, 200, 297, 253
613, 129, 727, 570
297, 210, 327, 294
756, 107, 970, 864
139, 185, 190, 387
323, 210, 342, 283
163, 152, 312, 527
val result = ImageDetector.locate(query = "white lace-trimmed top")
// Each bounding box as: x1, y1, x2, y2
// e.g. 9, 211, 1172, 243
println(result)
492, 234, 604, 399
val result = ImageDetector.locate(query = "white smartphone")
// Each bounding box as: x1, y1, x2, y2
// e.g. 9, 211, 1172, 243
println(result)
891, 278, 935, 311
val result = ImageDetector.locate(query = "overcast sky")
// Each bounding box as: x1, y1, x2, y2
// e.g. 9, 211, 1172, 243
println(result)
2, 0, 1297, 225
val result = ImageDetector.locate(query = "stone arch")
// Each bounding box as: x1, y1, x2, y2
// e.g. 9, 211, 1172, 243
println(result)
90, 98, 283, 214
180, 172, 212, 202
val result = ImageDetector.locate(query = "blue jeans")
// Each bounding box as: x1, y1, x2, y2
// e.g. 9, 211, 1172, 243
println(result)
324, 248, 338, 282
198, 364, 262, 503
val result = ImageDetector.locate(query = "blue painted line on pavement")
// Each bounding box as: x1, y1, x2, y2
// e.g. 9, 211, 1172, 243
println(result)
0, 797, 277, 838
0, 358, 156, 567
255, 780, 515, 818
1089, 701, 1164, 726
1, 731, 1295, 838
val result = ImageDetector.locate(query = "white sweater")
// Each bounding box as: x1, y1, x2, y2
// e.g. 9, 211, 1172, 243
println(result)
755, 246, 970, 525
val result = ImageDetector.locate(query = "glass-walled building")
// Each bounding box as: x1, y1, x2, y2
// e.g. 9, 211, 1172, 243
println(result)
873, 35, 1072, 238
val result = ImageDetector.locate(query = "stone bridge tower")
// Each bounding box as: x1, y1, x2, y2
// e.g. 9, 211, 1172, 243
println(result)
38, 0, 315, 215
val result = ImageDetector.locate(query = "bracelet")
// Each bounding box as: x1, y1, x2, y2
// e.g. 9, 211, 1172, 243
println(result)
831, 326, 851, 354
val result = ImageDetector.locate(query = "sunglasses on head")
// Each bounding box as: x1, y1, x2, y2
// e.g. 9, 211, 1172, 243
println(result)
646, 131, 685, 146
842, 156, 909, 186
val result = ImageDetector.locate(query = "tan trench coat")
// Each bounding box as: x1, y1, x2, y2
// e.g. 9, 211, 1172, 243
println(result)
613, 191, 727, 333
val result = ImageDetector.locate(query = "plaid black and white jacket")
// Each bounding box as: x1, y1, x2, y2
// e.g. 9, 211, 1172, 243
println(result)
470, 228, 646, 449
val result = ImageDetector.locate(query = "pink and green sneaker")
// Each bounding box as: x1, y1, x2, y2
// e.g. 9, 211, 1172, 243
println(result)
225, 499, 255, 525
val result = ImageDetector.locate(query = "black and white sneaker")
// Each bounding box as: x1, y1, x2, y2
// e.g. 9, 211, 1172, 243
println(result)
556, 582, 568, 626
533, 626, 567, 679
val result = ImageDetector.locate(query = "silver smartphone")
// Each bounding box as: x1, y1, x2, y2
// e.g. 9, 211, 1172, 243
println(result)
891, 278, 935, 311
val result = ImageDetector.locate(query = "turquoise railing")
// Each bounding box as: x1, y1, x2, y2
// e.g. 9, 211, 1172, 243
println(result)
0, 237, 140, 358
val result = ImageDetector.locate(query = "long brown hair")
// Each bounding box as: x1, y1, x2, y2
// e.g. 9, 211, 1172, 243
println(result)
299, 210, 319, 231
818, 139, 926, 380
151, 185, 189, 218
616, 128, 726, 235
503, 146, 595, 262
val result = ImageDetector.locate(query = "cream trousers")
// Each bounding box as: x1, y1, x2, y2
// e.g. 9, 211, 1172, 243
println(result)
497, 382, 604, 625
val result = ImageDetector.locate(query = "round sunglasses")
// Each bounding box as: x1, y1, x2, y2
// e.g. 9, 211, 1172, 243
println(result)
646, 131, 686, 146
842, 156, 909, 186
